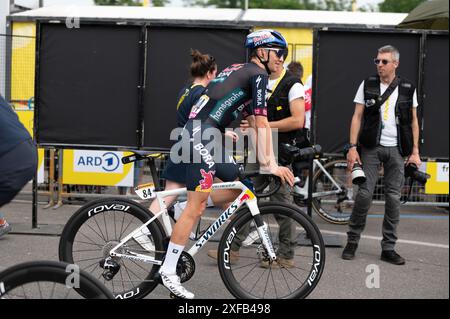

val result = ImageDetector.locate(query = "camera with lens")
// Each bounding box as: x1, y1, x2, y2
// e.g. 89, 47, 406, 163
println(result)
343, 143, 366, 185
278, 143, 322, 166
404, 163, 430, 184
351, 162, 366, 185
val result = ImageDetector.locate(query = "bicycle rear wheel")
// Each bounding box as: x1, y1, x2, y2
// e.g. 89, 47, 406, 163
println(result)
310, 159, 355, 225
217, 202, 325, 299
58, 198, 166, 299
0, 260, 114, 299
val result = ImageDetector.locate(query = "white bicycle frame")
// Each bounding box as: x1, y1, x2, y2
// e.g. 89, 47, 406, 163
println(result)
294, 159, 344, 198
109, 181, 277, 265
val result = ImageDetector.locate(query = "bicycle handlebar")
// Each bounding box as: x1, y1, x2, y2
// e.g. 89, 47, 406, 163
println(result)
280, 143, 322, 165
122, 152, 164, 165
238, 166, 282, 198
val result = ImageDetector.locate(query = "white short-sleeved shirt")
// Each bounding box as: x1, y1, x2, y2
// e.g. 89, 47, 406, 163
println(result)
268, 77, 305, 101
354, 81, 418, 147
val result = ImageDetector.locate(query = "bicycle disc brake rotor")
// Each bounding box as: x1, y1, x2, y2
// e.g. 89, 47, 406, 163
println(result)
102, 241, 120, 258
176, 252, 195, 283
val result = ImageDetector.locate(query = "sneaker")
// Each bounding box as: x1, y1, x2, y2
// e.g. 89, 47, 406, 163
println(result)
207, 249, 239, 263
242, 230, 260, 247
159, 271, 194, 299
260, 257, 295, 269
0, 222, 12, 239
341, 242, 358, 260
381, 250, 406, 265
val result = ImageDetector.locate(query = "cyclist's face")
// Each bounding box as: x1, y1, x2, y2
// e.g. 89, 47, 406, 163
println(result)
266, 49, 285, 74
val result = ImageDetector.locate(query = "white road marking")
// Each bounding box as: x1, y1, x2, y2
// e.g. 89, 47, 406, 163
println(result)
200, 216, 449, 249
321, 230, 449, 249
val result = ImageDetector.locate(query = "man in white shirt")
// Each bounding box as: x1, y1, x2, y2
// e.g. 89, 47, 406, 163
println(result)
342, 45, 421, 265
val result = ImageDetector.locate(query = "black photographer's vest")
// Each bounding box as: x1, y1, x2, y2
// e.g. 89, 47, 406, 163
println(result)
267, 70, 306, 145
359, 75, 416, 156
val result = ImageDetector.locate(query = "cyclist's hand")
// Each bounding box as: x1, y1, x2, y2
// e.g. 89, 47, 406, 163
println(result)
347, 148, 361, 171
224, 131, 239, 142
270, 165, 295, 186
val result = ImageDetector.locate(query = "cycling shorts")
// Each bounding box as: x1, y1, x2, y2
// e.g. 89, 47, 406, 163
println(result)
162, 119, 239, 192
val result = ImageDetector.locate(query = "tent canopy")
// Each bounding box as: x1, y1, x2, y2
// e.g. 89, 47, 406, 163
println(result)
397, 0, 449, 30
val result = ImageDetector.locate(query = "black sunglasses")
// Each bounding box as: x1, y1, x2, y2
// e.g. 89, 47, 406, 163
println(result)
374, 58, 392, 65
265, 47, 289, 59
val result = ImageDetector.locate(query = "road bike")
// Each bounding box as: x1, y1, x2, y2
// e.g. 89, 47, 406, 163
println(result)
59, 152, 325, 299
0, 260, 114, 299
254, 144, 355, 225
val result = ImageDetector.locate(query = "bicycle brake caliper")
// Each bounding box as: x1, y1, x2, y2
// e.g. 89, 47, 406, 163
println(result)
257, 223, 277, 260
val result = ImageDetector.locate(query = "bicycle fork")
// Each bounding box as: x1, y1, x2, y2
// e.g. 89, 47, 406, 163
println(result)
247, 200, 277, 261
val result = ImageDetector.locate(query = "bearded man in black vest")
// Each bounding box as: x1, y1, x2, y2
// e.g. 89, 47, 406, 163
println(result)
342, 45, 421, 265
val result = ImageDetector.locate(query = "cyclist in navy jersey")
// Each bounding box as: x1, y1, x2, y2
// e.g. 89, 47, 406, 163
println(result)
149, 49, 217, 215
176, 49, 217, 127
187, 62, 269, 129
176, 83, 206, 127
158, 30, 295, 299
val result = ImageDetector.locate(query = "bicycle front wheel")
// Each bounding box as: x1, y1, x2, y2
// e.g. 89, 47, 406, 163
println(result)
217, 202, 325, 299
311, 159, 355, 225
0, 261, 114, 299
58, 198, 166, 299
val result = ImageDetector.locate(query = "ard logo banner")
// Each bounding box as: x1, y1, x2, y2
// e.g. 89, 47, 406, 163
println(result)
63, 150, 134, 187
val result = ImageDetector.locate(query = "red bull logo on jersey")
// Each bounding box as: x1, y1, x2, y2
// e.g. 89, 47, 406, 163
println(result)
195, 169, 216, 192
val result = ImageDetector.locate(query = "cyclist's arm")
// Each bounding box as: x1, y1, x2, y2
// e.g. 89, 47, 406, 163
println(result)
255, 115, 278, 171
248, 74, 276, 170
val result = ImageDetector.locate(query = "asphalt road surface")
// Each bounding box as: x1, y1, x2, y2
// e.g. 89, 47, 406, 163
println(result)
0, 200, 448, 300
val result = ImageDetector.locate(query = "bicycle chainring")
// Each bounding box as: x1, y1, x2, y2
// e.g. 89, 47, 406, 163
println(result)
176, 252, 196, 283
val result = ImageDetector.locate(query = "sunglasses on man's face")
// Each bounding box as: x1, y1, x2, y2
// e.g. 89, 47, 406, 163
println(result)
265, 47, 289, 59
374, 58, 392, 65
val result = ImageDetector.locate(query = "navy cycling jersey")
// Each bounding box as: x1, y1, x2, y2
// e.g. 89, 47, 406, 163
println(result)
188, 63, 268, 129
176, 83, 206, 127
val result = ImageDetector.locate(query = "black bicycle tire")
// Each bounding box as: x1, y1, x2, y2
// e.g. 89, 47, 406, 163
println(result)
0, 260, 114, 299
217, 201, 325, 299
58, 197, 166, 299
311, 159, 352, 225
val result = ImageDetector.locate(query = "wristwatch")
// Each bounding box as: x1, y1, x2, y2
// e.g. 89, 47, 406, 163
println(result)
343, 143, 357, 155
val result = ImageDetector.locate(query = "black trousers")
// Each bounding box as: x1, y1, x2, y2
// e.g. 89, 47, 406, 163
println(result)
0, 139, 37, 208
